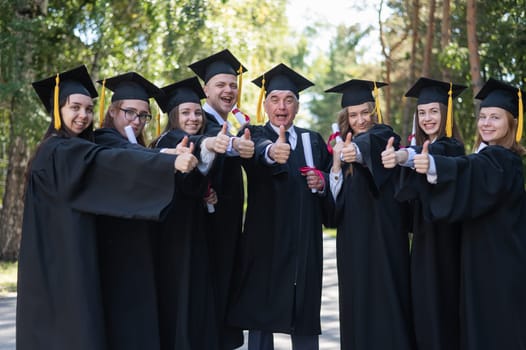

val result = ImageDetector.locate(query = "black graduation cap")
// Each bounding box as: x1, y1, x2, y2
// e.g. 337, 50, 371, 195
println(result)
32, 65, 98, 113
252, 63, 314, 98
324, 79, 387, 108
98, 72, 161, 102
157, 76, 206, 113
405, 77, 466, 105
476, 78, 524, 119
188, 49, 247, 83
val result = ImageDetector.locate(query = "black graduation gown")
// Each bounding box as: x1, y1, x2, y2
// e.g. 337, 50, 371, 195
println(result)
334, 124, 415, 350
16, 136, 177, 350
93, 127, 167, 350
202, 112, 245, 349
227, 123, 331, 335
396, 137, 464, 350
423, 145, 526, 350
154, 129, 220, 350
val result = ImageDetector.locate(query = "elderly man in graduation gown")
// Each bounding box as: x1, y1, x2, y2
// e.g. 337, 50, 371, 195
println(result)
227, 63, 331, 350
188, 49, 254, 349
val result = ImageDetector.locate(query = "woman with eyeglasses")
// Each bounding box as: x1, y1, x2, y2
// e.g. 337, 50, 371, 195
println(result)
93, 72, 196, 350
17, 66, 197, 350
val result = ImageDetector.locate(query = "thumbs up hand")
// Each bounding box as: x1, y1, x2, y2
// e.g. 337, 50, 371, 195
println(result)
173, 136, 193, 155
414, 140, 430, 174
174, 142, 198, 173
340, 132, 357, 163
233, 128, 255, 158
204, 123, 228, 154
381, 137, 397, 168
269, 125, 291, 164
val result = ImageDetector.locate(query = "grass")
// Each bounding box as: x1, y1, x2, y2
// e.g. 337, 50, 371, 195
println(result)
324, 228, 337, 238
0, 261, 17, 296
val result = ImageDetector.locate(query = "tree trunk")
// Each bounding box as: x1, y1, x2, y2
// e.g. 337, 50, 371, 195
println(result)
0, 0, 43, 260
402, 0, 420, 142
379, 0, 409, 128
378, 0, 391, 125
422, 0, 436, 77
0, 135, 30, 260
441, 0, 451, 81
466, 0, 482, 100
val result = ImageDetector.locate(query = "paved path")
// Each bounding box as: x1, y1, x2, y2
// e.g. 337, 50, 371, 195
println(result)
0, 296, 15, 350
0, 235, 339, 349
238, 234, 340, 349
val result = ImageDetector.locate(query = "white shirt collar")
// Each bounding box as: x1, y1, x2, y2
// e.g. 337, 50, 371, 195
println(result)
269, 123, 297, 149
476, 142, 488, 153
203, 102, 233, 132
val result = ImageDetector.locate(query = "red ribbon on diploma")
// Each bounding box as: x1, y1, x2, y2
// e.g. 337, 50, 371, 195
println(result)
326, 131, 341, 154
299, 166, 326, 191
232, 107, 250, 123
205, 181, 215, 213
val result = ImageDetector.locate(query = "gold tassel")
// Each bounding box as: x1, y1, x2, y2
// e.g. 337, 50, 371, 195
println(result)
53, 73, 61, 131
256, 76, 266, 124
236, 64, 243, 109
446, 82, 453, 137
99, 79, 106, 127
373, 81, 383, 124
156, 110, 161, 137
517, 88, 523, 143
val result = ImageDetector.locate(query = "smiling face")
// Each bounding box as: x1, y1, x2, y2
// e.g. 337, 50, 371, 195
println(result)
203, 73, 238, 120
109, 99, 150, 138
477, 106, 511, 145
417, 102, 442, 140
347, 102, 373, 135
264, 90, 299, 129
176, 102, 204, 135
60, 93, 94, 136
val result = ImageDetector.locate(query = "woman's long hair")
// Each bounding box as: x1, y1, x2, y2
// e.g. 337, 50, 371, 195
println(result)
27, 94, 94, 184
101, 100, 148, 146
414, 102, 463, 145
149, 103, 206, 148
474, 109, 526, 156
336, 101, 376, 177
337, 101, 377, 139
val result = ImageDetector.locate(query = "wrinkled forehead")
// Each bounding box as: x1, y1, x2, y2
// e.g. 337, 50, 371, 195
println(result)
266, 90, 298, 100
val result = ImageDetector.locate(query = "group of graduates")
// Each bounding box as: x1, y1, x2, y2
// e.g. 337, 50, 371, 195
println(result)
15, 47, 526, 350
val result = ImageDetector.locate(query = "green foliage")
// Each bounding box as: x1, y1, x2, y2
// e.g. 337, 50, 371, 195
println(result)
477, 0, 526, 83
0, 261, 17, 295
308, 23, 375, 138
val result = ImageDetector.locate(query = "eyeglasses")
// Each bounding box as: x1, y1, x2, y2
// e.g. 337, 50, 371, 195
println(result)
119, 108, 152, 123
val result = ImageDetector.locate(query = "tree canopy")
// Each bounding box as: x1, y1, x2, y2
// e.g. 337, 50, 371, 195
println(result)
0, 0, 525, 259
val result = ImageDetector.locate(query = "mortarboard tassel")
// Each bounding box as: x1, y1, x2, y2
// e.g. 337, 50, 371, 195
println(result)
236, 64, 243, 109
256, 76, 266, 124
517, 88, 523, 143
156, 110, 161, 137
446, 82, 453, 137
53, 73, 61, 131
99, 78, 106, 127
373, 81, 383, 124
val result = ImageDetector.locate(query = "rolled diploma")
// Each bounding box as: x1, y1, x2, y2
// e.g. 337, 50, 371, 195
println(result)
331, 123, 343, 142
301, 132, 317, 193
232, 105, 249, 125
207, 203, 215, 213
124, 125, 138, 144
